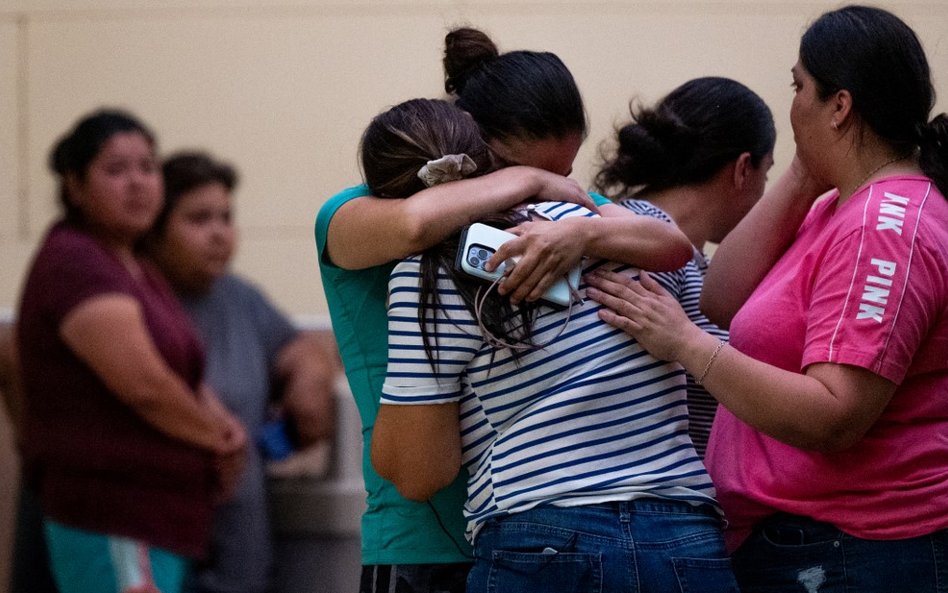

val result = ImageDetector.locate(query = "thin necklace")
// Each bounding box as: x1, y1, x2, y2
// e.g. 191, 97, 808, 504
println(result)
851, 154, 908, 195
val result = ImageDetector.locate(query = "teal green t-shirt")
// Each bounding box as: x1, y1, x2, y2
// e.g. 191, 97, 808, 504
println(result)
314, 185, 472, 565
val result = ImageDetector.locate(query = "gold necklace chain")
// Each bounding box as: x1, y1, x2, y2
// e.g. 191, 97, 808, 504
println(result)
852, 154, 908, 194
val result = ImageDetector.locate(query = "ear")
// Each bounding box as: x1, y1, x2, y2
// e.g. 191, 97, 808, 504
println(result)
64, 173, 84, 208
731, 152, 753, 191
829, 89, 854, 130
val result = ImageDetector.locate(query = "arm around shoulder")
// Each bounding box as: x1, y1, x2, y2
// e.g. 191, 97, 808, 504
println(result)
323, 167, 598, 270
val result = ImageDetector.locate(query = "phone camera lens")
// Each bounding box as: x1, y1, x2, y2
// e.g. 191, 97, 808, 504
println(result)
468, 256, 481, 268
477, 249, 490, 259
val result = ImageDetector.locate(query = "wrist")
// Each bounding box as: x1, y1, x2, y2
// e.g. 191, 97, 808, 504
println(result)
678, 328, 723, 377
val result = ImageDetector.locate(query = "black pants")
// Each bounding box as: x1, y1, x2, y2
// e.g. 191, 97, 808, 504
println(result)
359, 563, 472, 593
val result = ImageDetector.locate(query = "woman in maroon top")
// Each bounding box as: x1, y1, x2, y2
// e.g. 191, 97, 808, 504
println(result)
16, 110, 247, 593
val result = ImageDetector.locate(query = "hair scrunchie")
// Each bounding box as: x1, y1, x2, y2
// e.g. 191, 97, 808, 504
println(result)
417, 154, 478, 187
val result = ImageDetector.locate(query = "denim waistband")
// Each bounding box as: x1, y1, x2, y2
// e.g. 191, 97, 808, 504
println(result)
755, 512, 844, 545
587, 498, 719, 517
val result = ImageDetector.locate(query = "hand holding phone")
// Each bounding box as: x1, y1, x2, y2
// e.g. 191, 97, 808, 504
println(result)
456, 223, 579, 307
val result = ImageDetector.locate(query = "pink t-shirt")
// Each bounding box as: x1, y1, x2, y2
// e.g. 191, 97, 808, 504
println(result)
705, 176, 948, 551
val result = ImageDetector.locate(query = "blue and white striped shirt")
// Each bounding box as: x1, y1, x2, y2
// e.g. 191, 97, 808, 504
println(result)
381, 201, 717, 541
617, 199, 729, 458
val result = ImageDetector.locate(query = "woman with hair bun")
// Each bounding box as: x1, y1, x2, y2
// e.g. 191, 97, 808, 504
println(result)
595, 76, 776, 455
315, 26, 691, 593
588, 6, 948, 591
367, 97, 740, 593
16, 109, 246, 593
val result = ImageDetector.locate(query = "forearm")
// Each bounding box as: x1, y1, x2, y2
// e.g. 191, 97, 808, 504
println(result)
328, 167, 574, 270
276, 333, 338, 443
131, 376, 230, 453
585, 206, 693, 271
702, 163, 826, 327
677, 328, 865, 451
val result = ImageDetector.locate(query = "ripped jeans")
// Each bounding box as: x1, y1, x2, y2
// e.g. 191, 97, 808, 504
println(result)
732, 513, 948, 593
466, 499, 739, 593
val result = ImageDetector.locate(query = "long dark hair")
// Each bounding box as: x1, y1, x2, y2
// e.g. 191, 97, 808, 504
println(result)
360, 98, 541, 364
595, 77, 775, 198
49, 109, 156, 224
800, 5, 948, 197
443, 27, 587, 144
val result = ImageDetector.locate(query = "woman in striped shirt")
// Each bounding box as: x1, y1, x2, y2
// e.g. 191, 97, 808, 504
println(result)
368, 98, 739, 593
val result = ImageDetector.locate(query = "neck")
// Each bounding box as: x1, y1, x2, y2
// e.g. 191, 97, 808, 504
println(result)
643, 186, 715, 252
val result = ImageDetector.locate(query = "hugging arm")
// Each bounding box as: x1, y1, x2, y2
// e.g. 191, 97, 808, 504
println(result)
489, 202, 693, 304
324, 166, 596, 270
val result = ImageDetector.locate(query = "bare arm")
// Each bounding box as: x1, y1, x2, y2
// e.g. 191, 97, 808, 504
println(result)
701, 157, 831, 328
275, 331, 339, 445
60, 294, 233, 454
587, 270, 895, 452
325, 166, 597, 270
371, 402, 462, 501
489, 203, 693, 304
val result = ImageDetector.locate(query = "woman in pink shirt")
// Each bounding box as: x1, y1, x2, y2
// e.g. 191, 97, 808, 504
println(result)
586, 5, 948, 592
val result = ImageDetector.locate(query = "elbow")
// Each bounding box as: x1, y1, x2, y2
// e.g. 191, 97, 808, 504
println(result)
372, 460, 456, 503
810, 426, 866, 454
370, 444, 459, 502
786, 421, 867, 454
392, 477, 449, 502
668, 237, 694, 270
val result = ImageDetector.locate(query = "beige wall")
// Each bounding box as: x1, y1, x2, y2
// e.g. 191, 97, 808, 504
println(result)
1, 0, 946, 319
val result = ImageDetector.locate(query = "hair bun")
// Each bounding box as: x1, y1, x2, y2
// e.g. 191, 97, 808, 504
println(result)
443, 27, 499, 94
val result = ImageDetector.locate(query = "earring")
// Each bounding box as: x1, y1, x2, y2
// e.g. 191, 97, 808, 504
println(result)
831, 120, 839, 130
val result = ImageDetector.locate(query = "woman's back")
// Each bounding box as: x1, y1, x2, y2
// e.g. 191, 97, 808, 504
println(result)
382, 201, 716, 539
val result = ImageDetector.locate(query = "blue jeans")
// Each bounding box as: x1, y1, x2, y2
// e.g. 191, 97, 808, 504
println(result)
732, 513, 948, 593
467, 499, 739, 593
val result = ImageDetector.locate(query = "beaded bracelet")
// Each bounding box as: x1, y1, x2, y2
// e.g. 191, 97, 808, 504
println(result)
696, 340, 727, 385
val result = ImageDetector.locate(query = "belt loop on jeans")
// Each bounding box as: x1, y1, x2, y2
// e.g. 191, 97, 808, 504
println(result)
619, 501, 631, 523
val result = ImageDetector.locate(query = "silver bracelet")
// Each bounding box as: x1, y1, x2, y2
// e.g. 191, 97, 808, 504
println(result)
696, 340, 727, 385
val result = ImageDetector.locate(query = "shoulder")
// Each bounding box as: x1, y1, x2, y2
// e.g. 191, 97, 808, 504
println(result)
39, 223, 108, 263
528, 201, 597, 221
316, 185, 371, 233
616, 199, 674, 223
831, 176, 945, 245
315, 184, 372, 265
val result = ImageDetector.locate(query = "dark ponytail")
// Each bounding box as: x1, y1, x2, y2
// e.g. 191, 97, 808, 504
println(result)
595, 77, 775, 198
918, 114, 948, 197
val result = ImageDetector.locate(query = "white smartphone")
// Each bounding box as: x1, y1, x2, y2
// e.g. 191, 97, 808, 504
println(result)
455, 223, 580, 307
